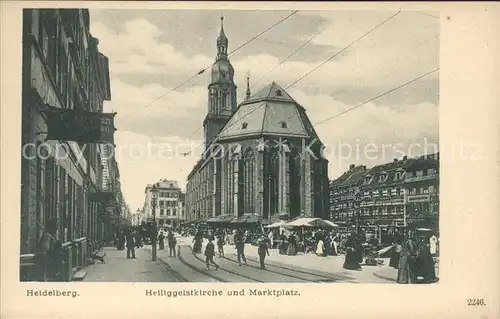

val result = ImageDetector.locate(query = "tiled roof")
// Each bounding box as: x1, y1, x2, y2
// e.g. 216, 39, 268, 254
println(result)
217, 82, 314, 140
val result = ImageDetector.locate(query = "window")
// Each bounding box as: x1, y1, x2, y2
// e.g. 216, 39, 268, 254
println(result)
410, 188, 417, 195
172, 208, 177, 216
416, 170, 424, 177
276, 89, 282, 96
407, 172, 413, 178
160, 209, 164, 216
243, 150, 256, 214
427, 168, 436, 175
429, 185, 435, 193
423, 187, 429, 194
280, 121, 287, 128
242, 122, 248, 129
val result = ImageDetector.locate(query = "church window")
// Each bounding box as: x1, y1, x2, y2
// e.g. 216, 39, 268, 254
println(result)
243, 150, 255, 214
280, 121, 287, 128
268, 150, 280, 217
241, 122, 248, 129
224, 153, 237, 215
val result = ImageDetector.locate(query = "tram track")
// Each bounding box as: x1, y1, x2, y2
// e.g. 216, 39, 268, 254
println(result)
222, 254, 355, 283
187, 246, 264, 283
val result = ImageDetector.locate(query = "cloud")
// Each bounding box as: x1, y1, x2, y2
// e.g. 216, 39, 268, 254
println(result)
287, 89, 439, 178
103, 78, 207, 139
88, 10, 440, 208
91, 19, 213, 76
113, 130, 203, 210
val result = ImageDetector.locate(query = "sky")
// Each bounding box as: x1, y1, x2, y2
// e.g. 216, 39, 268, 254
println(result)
88, 9, 439, 212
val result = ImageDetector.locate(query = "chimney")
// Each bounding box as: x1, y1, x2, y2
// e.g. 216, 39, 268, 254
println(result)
393, 158, 398, 162
349, 164, 355, 170
403, 156, 408, 161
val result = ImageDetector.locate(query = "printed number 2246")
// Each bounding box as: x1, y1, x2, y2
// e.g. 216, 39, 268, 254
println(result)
467, 298, 486, 306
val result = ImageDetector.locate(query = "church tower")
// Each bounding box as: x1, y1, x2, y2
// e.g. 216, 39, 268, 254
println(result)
203, 16, 238, 148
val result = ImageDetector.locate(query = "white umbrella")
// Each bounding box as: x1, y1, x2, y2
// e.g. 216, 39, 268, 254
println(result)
284, 218, 337, 229
264, 220, 287, 228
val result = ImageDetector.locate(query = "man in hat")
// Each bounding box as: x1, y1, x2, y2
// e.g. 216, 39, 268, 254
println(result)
257, 235, 270, 269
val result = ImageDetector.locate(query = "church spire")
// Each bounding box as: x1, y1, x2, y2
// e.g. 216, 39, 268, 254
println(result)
216, 16, 228, 60
245, 71, 251, 100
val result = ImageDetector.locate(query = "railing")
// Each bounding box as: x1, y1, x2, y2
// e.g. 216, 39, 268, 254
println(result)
20, 237, 90, 282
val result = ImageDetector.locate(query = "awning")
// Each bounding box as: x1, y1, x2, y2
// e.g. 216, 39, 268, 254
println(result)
230, 214, 261, 224
206, 215, 235, 224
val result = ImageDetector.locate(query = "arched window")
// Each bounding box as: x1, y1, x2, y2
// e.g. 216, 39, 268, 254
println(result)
268, 150, 280, 217
289, 148, 301, 217
224, 151, 237, 215
243, 150, 256, 214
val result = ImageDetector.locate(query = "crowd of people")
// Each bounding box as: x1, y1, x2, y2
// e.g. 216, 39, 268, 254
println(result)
109, 222, 438, 283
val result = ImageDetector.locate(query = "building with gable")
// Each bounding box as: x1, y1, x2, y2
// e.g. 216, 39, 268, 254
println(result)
185, 17, 330, 225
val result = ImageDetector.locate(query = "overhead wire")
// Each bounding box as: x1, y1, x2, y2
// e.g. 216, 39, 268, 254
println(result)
143, 10, 299, 108
190, 10, 403, 154
313, 68, 439, 127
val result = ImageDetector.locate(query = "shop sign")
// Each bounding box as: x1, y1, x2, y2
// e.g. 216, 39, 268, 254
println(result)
407, 194, 430, 202
45, 108, 116, 144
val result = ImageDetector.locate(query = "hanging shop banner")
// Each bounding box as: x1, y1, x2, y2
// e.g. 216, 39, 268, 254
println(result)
44, 108, 116, 144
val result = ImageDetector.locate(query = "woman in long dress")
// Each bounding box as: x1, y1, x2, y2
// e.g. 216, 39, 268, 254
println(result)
286, 232, 297, 256
389, 240, 402, 269
397, 232, 417, 284
192, 231, 203, 254
343, 234, 362, 270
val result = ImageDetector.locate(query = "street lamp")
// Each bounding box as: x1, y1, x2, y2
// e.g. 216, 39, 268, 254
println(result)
151, 184, 159, 261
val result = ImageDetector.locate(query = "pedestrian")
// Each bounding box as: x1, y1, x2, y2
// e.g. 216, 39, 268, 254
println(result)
126, 230, 136, 259
429, 234, 438, 256
343, 234, 362, 270
204, 237, 219, 270
397, 230, 417, 284
267, 229, 274, 249
168, 231, 177, 257
158, 231, 165, 250
389, 240, 402, 269
192, 231, 203, 254
278, 230, 287, 255
135, 230, 143, 248
257, 236, 270, 269
217, 233, 225, 257
234, 230, 247, 266
34, 218, 61, 281
316, 237, 325, 257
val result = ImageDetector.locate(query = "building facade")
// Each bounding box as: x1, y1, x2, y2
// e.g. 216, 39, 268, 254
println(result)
142, 179, 185, 228
20, 9, 118, 254
329, 165, 368, 225
358, 158, 409, 228
329, 154, 440, 234
186, 18, 330, 224
404, 153, 439, 231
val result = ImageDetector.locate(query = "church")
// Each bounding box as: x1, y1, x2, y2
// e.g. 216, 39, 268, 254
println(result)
185, 17, 330, 225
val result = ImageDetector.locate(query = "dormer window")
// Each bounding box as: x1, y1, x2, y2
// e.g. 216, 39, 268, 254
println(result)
280, 121, 287, 128
241, 122, 248, 129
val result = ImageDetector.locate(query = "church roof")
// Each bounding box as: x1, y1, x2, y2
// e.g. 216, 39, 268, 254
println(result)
217, 82, 318, 140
